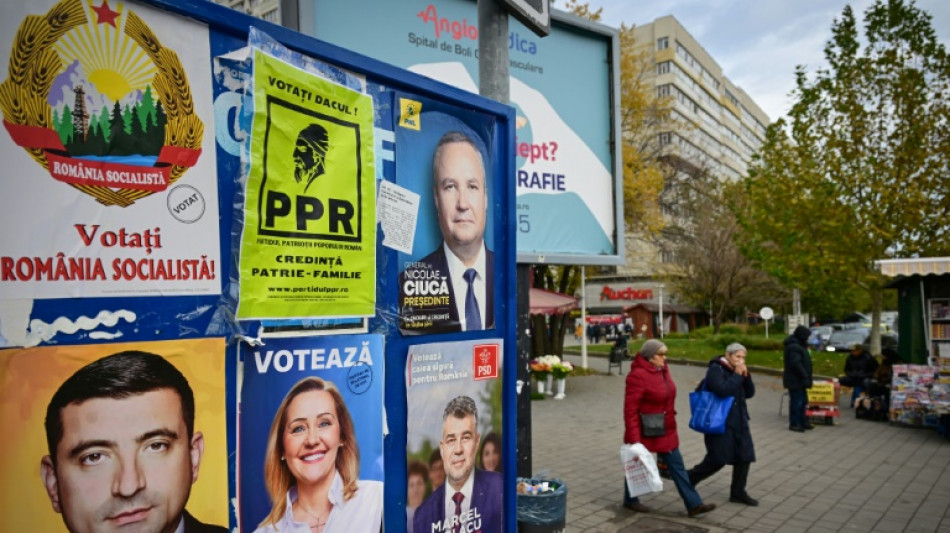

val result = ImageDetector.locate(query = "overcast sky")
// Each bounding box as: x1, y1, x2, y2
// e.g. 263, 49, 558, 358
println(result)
581, 0, 950, 123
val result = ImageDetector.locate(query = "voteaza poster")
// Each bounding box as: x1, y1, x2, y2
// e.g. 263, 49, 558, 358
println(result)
0, 0, 221, 299
393, 92, 497, 335
406, 339, 503, 533
238, 334, 384, 531
0, 338, 228, 532
237, 49, 376, 320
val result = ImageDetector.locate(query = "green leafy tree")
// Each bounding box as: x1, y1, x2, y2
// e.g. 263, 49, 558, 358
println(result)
738, 0, 950, 353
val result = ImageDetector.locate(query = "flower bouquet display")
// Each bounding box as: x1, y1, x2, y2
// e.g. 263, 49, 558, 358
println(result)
551, 360, 574, 399
530, 355, 559, 395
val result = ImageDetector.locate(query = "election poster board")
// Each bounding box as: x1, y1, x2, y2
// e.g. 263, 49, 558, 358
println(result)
236, 48, 376, 320
305, 0, 623, 265
394, 92, 497, 335
0, 0, 222, 300
238, 334, 384, 531
406, 339, 503, 533
0, 338, 228, 532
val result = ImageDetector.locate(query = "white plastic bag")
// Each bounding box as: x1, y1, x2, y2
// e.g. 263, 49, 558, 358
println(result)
620, 443, 664, 497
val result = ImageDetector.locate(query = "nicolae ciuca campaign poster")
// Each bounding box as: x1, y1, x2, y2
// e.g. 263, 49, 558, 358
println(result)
394, 92, 497, 335
237, 49, 376, 320
406, 339, 503, 533
0, 0, 220, 299
239, 334, 384, 532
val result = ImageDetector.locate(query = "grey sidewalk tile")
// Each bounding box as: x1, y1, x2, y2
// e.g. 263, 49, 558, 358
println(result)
533, 359, 950, 533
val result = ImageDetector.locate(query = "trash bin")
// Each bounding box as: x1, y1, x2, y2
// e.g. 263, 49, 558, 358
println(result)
608, 346, 626, 375
516, 477, 567, 533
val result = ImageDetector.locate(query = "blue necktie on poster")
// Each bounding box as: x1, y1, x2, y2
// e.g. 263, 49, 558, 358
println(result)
464, 268, 481, 330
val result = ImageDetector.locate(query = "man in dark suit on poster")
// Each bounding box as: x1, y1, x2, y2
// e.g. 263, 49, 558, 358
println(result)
400, 130, 494, 334
413, 396, 502, 533
40, 350, 226, 533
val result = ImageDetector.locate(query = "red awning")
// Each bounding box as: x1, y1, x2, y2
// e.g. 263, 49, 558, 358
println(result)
529, 288, 578, 315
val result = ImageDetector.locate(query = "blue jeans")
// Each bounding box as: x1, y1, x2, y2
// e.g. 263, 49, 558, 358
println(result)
789, 388, 807, 428
624, 447, 703, 511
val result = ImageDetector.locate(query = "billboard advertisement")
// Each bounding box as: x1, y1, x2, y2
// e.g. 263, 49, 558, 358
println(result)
305, 0, 622, 265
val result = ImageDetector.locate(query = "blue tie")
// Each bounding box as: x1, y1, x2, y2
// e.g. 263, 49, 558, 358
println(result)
463, 268, 482, 331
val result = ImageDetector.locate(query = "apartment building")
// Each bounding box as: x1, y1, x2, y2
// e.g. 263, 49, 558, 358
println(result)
616, 15, 770, 276
586, 16, 771, 332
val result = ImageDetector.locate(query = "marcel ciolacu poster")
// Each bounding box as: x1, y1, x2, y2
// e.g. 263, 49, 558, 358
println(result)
0, 0, 220, 299
237, 49, 375, 319
406, 339, 503, 533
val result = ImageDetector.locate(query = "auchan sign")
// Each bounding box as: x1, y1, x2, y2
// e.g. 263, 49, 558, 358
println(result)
600, 285, 653, 301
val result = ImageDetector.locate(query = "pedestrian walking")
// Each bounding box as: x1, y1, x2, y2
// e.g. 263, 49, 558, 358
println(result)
623, 339, 715, 518
687, 343, 758, 506
783, 325, 814, 432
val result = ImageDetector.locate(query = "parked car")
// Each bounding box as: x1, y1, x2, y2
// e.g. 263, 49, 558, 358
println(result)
808, 326, 834, 350
825, 327, 897, 354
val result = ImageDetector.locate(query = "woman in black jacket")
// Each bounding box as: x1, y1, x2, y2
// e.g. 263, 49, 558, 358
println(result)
783, 325, 814, 431
687, 343, 758, 506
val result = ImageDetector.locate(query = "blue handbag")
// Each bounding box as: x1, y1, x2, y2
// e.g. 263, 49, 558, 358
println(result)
688, 379, 735, 434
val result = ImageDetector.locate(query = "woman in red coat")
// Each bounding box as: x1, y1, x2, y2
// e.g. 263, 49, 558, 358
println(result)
623, 339, 715, 517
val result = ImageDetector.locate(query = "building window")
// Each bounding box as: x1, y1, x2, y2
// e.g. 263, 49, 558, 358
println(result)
658, 132, 672, 145
657, 61, 670, 75
657, 37, 669, 50
657, 84, 672, 97
261, 8, 279, 22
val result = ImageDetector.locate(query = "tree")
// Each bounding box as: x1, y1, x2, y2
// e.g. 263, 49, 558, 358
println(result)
738, 0, 950, 353
659, 167, 788, 332
528, 265, 581, 360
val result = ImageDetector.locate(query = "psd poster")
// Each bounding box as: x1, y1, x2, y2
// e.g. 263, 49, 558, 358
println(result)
0, 338, 228, 532
239, 334, 384, 531
406, 339, 503, 533
394, 93, 497, 335
237, 49, 376, 319
0, 0, 221, 299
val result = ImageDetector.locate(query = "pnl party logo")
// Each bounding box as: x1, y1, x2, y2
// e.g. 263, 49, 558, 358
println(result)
0, 0, 202, 207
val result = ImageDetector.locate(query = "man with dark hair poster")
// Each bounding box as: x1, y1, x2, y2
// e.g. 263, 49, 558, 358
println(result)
406, 339, 503, 533
394, 95, 497, 335
0, 339, 227, 532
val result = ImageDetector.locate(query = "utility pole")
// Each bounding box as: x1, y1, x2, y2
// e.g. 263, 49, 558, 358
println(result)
478, 0, 529, 478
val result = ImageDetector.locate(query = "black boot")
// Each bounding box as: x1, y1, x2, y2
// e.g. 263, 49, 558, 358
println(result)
729, 462, 758, 506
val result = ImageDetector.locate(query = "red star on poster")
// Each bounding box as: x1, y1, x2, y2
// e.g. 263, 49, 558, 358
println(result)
92, 0, 119, 27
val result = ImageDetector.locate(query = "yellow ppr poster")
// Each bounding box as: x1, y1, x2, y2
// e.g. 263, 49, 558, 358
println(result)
238, 50, 376, 319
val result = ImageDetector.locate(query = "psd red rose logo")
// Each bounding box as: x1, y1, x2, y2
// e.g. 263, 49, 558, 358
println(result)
473, 343, 499, 381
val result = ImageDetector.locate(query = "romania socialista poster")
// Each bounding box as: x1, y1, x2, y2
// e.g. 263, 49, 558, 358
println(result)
0, 0, 220, 299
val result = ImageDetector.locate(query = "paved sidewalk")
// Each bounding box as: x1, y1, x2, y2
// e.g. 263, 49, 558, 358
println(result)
530, 353, 950, 532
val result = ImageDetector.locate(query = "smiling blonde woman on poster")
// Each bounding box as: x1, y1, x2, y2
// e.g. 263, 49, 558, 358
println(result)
254, 377, 382, 533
